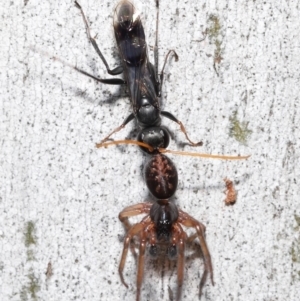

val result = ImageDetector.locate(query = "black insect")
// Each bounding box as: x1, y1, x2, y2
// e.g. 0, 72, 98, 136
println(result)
74, 0, 201, 147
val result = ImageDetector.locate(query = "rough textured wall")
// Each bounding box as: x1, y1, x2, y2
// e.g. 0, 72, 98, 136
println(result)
1, 0, 299, 300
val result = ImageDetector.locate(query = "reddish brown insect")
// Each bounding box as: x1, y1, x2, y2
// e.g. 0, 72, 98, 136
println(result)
118, 154, 214, 301
224, 178, 237, 205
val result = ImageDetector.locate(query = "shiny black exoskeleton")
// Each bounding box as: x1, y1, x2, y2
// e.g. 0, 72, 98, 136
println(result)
150, 200, 179, 240
74, 0, 201, 146
114, 1, 161, 128
137, 126, 170, 153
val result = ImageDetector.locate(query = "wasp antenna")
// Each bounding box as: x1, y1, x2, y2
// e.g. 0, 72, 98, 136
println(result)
30, 46, 80, 71
158, 148, 251, 160
95, 140, 154, 152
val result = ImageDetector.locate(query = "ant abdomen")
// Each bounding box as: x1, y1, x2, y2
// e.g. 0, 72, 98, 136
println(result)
144, 154, 178, 200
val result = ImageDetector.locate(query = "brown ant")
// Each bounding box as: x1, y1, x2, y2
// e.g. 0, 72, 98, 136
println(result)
97, 135, 248, 301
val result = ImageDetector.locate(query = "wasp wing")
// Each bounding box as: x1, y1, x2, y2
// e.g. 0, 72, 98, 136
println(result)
114, 1, 160, 117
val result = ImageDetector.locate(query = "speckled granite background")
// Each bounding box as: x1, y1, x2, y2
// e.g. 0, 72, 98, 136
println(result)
1, 1, 299, 300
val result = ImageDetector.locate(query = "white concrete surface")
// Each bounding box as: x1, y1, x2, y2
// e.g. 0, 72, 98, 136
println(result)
1, 0, 300, 300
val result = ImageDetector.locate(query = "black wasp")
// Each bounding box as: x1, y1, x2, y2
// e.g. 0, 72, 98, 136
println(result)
74, 0, 201, 147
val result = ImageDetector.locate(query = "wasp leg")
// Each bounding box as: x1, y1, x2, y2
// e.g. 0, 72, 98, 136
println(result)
96, 113, 135, 144
75, 1, 123, 75
159, 50, 179, 95
74, 66, 125, 85
161, 111, 203, 146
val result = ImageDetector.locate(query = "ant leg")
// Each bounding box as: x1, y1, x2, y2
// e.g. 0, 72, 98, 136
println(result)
75, 1, 123, 75
118, 203, 152, 259
186, 232, 198, 244
178, 210, 214, 296
96, 113, 135, 145
119, 217, 151, 288
136, 239, 146, 301
136, 224, 154, 301
159, 50, 179, 94
119, 203, 152, 222
185, 232, 209, 296
161, 111, 203, 146
119, 202, 152, 231
177, 235, 185, 301
171, 223, 186, 301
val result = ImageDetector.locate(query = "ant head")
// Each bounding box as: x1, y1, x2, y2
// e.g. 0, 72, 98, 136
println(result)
150, 201, 179, 241
137, 126, 170, 154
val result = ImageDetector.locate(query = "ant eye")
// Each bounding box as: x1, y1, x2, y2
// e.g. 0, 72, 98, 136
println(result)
149, 245, 158, 258
167, 245, 177, 259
